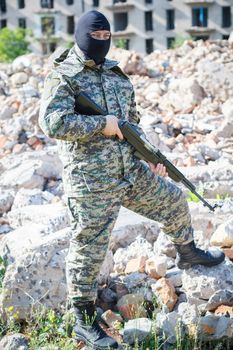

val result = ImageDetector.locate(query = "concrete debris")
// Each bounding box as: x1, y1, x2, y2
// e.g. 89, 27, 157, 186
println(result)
0, 40, 233, 346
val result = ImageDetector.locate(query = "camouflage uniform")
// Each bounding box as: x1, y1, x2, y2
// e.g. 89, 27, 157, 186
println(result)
39, 44, 194, 304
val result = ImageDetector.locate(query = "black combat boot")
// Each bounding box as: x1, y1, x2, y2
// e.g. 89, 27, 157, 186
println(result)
73, 301, 119, 349
175, 240, 225, 269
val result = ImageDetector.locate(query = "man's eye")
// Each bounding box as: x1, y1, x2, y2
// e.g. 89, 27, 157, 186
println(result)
91, 33, 110, 39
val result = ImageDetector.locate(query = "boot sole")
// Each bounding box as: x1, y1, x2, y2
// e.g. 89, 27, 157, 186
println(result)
177, 259, 224, 270
75, 334, 119, 350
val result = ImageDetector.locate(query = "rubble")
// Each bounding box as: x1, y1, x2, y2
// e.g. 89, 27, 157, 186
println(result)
0, 40, 233, 347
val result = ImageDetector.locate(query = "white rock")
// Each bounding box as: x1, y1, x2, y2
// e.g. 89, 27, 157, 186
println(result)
197, 314, 233, 340
144, 82, 162, 100
166, 267, 182, 287
229, 32, 233, 43
222, 98, 233, 121
0, 223, 56, 260
0, 190, 14, 214
120, 272, 148, 289
0, 333, 29, 350
156, 311, 181, 344
11, 72, 28, 86
197, 60, 233, 100
113, 236, 153, 267
210, 218, 233, 247
205, 289, 233, 311
7, 203, 70, 232
0, 106, 16, 120
197, 144, 220, 161
123, 318, 152, 345
0, 224, 12, 235
0, 149, 63, 190
153, 232, 176, 258
160, 78, 205, 113
12, 188, 55, 210
182, 260, 233, 302
110, 206, 160, 251
145, 256, 168, 277
12, 55, 31, 72
1, 117, 24, 141
177, 302, 199, 325
0, 227, 71, 320
1, 161, 45, 189
178, 161, 233, 197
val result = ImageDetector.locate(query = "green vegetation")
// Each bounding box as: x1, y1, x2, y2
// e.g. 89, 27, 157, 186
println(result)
27, 308, 76, 349
187, 186, 204, 203
0, 304, 232, 349
215, 193, 230, 200
0, 256, 7, 292
66, 41, 75, 49
114, 38, 128, 50
0, 27, 31, 62
0, 257, 233, 349
170, 34, 192, 49
0, 306, 77, 349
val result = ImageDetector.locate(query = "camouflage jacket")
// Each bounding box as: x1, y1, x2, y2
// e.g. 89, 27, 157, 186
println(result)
39, 45, 141, 196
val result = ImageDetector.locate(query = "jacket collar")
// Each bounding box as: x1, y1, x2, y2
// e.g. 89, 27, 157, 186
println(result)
54, 44, 119, 77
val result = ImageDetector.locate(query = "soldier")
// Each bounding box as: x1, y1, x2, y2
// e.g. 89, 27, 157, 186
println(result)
39, 10, 225, 350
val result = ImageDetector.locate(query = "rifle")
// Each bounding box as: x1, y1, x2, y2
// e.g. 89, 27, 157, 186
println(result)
76, 91, 218, 212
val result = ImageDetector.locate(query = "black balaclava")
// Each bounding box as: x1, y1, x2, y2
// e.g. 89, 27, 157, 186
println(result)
75, 10, 111, 65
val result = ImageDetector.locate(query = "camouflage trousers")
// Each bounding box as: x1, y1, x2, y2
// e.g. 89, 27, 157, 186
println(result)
65, 160, 194, 305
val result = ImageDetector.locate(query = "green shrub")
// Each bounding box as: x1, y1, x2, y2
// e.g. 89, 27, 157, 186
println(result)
0, 27, 31, 62
114, 38, 128, 50
26, 307, 76, 349
171, 34, 192, 49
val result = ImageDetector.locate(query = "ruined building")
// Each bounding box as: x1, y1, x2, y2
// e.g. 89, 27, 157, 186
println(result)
0, 0, 232, 54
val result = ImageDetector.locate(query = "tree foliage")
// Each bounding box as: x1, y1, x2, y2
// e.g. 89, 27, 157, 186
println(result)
0, 27, 31, 62
114, 38, 128, 50
170, 34, 192, 49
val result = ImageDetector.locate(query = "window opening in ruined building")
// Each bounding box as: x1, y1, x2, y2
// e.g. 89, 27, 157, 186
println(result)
93, 0, 99, 6
146, 38, 154, 54
193, 35, 209, 41
114, 12, 128, 31
0, 18, 7, 28
18, 18, 26, 28
41, 42, 48, 55
67, 15, 75, 34
222, 34, 230, 40
124, 39, 130, 50
145, 0, 153, 4
113, 0, 127, 4
166, 9, 175, 30
222, 6, 231, 28
81, 0, 85, 12
0, 0, 7, 13
167, 37, 175, 48
41, 16, 55, 35
145, 10, 153, 31
18, 0, 25, 9
41, 41, 56, 54
192, 7, 208, 27
67, 0, 74, 5
41, 0, 54, 8
49, 42, 57, 52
